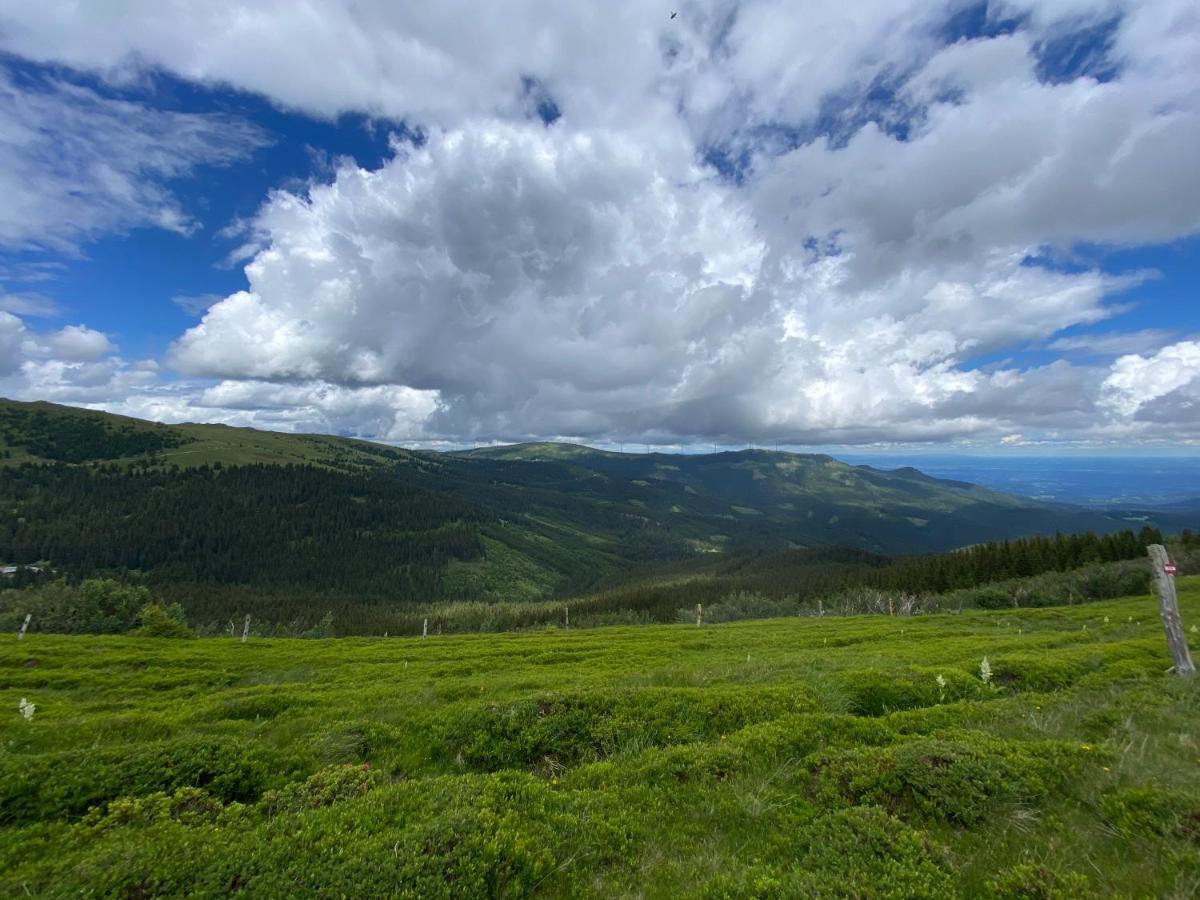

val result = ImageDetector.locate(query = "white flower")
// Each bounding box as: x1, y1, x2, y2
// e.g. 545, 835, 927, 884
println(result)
979, 657, 993, 685
935, 674, 947, 689
1103, 616, 1110, 625
935, 673, 947, 702
1191, 624, 1198, 634
18, 698, 35, 721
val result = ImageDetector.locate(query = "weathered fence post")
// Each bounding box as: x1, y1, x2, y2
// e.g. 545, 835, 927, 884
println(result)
564, 607, 569, 629
817, 598, 823, 618
241, 614, 251, 643
1147, 544, 1195, 676
696, 603, 702, 627
422, 618, 428, 639
17, 613, 31, 640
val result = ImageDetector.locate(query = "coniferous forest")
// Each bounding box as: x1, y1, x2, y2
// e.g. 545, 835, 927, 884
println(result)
0, 400, 1193, 635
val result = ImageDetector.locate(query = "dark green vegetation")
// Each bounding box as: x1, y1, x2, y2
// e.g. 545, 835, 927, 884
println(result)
1, 399, 1190, 635
2, 583, 1198, 897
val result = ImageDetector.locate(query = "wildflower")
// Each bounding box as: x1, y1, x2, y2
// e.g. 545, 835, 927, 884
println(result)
1103, 616, 1110, 625
979, 657, 993, 685
550, 777, 558, 785
18, 698, 35, 721
935, 673, 947, 702
1192, 625, 1198, 634
1080, 744, 1092, 751
1102, 766, 1110, 772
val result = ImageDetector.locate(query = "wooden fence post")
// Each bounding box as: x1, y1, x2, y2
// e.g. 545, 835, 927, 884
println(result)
1147, 544, 1195, 676
241, 615, 251, 643
17, 613, 31, 640
422, 618, 428, 639
564, 607, 569, 629
696, 603, 702, 627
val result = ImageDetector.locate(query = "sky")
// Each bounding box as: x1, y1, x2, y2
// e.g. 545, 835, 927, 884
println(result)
0, 1, 1197, 450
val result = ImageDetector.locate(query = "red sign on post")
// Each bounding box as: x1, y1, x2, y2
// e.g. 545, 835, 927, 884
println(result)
1164, 563, 1177, 575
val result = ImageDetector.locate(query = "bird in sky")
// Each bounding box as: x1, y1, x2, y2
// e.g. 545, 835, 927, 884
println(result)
670, 11, 678, 19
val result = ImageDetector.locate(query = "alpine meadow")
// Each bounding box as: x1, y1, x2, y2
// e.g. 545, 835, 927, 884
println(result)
3, 2, 1200, 897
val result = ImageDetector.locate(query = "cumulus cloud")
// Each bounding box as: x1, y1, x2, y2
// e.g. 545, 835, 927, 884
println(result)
0, 1, 1198, 444
43, 325, 115, 362
1101, 341, 1200, 416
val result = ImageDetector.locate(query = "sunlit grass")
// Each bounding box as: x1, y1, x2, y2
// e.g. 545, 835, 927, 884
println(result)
1, 580, 1197, 897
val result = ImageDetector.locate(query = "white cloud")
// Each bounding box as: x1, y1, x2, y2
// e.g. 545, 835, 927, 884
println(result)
0, 1, 1197, 444
0, 290, 60, 318
1101, 341, 1200, 416
0, 65, 268, 251
1048, 328, 1178, 356
43, 325, 114, 362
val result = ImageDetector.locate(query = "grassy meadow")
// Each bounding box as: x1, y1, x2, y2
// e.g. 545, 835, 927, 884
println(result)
1, 581, 1198, 897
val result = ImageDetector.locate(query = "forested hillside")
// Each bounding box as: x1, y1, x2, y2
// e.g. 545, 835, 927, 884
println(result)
0, 399, 1191, 633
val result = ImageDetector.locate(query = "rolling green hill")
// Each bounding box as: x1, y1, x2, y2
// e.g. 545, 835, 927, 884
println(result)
0, 398, 1187, 631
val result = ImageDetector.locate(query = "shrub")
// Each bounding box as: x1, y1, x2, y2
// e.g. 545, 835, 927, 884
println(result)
261, 763, 381, 816
786, 807, 957, 898
1099, 785, 1196, 838
985, 864, 1092, 899
806, 734, 1078, 825
0, 738, 308, 825
435, 687, 818, 772
83, 786, 224, 830
133, 602, 193, 638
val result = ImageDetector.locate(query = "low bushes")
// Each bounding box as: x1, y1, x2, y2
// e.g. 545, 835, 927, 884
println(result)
0, 738, 309, 825
434, 686, 819, 771
805, 733, 1083, 825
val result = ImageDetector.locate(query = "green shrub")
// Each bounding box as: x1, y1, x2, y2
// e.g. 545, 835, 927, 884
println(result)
806, 734, 1078, 824
837, 668, 981, 715
260, 763, 380, 816
784, 807, 956, 898
971, 586, 1014, 610
0, 739, 308, 825
133, 602, 193, 638
985, 863, 1092, 899
1099, 785, 1196, 838
82, 786, 224, 830
435, 687, 818, 771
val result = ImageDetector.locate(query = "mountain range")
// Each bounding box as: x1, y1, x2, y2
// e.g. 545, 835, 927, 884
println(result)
0, 398, 1188, 623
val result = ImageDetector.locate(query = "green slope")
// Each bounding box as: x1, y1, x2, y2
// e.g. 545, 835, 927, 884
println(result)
455, 441, 1145, 555
2, 584, 1198, 896
0, 398, 421, 470
0, 399, 1186, 624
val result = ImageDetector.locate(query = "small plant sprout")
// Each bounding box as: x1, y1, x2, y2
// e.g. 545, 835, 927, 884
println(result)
979, 656, 993, 685
936, 673, 946, 702
18, 697, 35, 721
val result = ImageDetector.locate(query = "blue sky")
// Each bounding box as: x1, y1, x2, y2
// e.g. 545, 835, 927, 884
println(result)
0, 2, 1197, 449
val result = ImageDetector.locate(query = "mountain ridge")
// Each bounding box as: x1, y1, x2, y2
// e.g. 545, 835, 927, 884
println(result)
0, 397, 1190, 627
